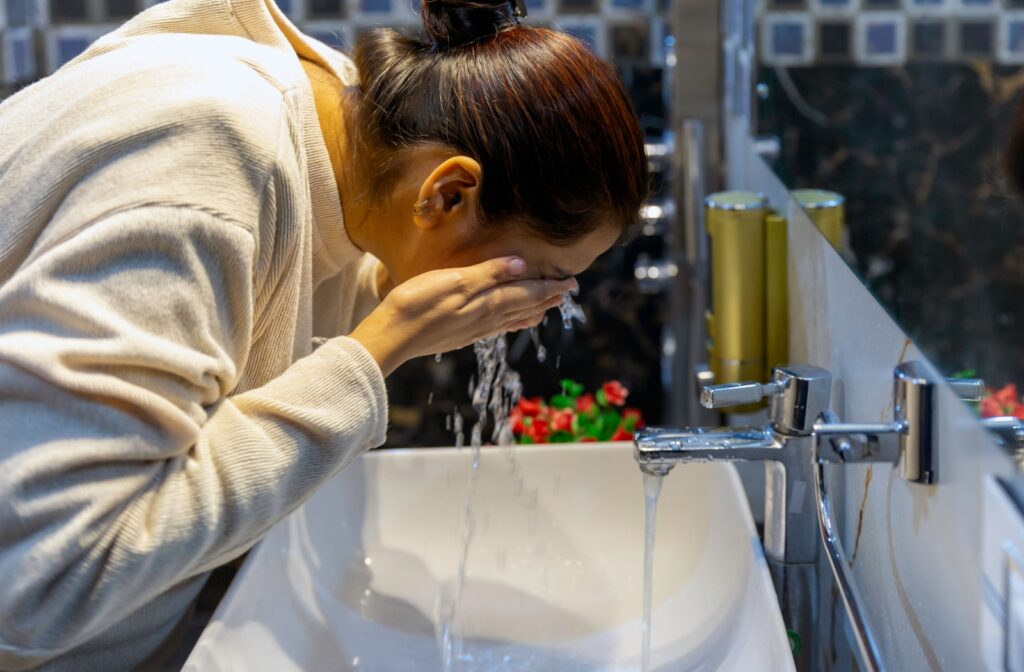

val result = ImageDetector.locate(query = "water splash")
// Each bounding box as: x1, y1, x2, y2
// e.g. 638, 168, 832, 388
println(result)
528, 327, 547, 363
558, 290, 586, 330
438, 335, 522, 671
436, 353, 444, 363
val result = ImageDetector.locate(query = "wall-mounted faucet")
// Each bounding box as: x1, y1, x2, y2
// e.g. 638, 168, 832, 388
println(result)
635, 361, 941, 672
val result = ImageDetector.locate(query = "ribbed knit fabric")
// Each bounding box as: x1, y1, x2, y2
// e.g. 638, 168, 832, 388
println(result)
0, 0, 389, 668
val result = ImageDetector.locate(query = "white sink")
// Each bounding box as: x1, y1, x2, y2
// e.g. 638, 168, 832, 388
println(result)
185, 442, 794, 671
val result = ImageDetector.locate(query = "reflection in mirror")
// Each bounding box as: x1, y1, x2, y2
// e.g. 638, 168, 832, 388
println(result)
753, 6, 1024, 457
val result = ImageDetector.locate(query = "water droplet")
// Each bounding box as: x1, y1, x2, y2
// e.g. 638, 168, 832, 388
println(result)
435, 353, 443, 363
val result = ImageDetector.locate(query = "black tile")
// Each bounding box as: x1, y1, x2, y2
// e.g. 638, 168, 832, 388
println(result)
309, 0, 344, 18
559, 0, 599, 14
105, 0, 136, 18
863, 0, 899, 8
610, 23, 649, 62
51, 0, 88, 21
960, 20, 994, 57
768, 0, 805, 8
819, 21, 851, 59
912, 21, 945, 58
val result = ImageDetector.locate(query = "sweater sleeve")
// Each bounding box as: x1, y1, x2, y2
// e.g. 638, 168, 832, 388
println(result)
0, 205, 388, 668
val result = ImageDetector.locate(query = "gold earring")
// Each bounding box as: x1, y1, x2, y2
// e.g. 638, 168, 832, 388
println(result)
412, 199, 429, 216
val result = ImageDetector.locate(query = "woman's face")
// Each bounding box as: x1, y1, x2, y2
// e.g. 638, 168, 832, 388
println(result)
373, 153, 623, 286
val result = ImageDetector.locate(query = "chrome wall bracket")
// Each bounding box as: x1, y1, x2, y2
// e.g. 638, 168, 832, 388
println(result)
814, 361, 938, 484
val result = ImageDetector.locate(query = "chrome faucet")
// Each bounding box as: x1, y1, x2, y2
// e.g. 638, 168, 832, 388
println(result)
636, 362, 940, 672
636, 364, 832, 671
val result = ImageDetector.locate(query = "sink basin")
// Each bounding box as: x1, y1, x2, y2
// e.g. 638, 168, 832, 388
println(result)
184, 442, 793, 671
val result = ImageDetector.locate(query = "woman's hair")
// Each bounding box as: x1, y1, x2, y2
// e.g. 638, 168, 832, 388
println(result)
352, 0, 650, 245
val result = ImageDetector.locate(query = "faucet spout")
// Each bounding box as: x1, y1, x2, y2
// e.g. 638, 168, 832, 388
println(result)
634, 426, 782, 475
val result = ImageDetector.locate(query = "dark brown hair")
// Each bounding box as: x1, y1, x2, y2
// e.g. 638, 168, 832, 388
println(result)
352, 0, 650, 244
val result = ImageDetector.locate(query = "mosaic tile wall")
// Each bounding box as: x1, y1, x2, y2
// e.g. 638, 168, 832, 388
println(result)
759, 0, 1024, 66
0, 0, 669, 88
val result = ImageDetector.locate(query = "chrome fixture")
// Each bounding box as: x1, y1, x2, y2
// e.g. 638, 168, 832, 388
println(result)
635, 361, 941, 671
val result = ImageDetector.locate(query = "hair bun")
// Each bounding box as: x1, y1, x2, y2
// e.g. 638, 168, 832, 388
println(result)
421, 0, 524, 49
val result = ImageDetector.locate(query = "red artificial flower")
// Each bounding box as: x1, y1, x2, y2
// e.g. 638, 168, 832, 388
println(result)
623, 408, 644, 429
611, 426, 633, 441
1015, 405, 1024, 420
994, 385, 1019, 409
518, 397, 543, 417
526, 418, 550, 443
509, 408, 525, 435
577, 393, 596, 414
602, 381, 629, 407
580, 436, 597, 443
551, 408, 575, 433
981, 396, 1004, 418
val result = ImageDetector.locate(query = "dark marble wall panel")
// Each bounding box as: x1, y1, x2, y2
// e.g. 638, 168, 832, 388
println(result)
757, 64, 1024, 389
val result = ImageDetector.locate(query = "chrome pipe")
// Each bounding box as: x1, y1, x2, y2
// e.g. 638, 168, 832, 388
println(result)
814, 459, 886, 672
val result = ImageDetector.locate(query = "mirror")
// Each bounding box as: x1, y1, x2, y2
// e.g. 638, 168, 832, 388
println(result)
752, 10, 1024, 454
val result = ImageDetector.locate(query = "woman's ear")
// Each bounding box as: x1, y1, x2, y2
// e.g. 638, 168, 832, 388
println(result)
412, 156, 482, 230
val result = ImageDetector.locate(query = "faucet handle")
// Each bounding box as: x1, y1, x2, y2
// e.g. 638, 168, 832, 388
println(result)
946, 377, 984, 402
700, 380, 785, 409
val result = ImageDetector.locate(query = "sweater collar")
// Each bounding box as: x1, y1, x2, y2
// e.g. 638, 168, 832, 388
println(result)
228, 0, 362, 287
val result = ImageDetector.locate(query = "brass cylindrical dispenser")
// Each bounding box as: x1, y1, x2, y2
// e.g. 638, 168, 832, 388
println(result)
705, 192, 768, 390
792, 189, 845, 250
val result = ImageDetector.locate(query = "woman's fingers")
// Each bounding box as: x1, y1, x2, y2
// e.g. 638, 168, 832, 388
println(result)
469, 277, 576, 318
503, 293, 563, 326
452, 256, 528, 297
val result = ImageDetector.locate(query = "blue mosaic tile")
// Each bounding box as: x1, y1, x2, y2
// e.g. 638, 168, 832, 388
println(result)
1010, 19, 1024, 54
563, 24, 598, 47
5, 0, 30, 27
57, 36, 90, 65
307, 29, 347, 48
611, 0, 646, 10
359, 0, 390, 11
771, 22, 805, 56
274, 0, 292, 13
865, 22, 898, 55
524, 0, 545, 11
11, 34, 32, 79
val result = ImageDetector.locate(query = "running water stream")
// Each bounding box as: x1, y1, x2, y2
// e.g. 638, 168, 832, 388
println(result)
641, 471, 664, 672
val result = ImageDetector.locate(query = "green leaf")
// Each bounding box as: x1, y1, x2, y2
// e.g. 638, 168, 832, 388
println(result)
550, 430, 575, 443
523, 417, 534, 428
550, 394, 575, 410
519, 435, 535, 445
595, 388, 608, 408
623, 415, 638, 432
952, 369, 978, 379
598, 411, 622, 441
560, 379, 583, 398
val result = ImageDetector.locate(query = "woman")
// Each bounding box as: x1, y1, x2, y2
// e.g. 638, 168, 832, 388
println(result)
0, 0, 648, 666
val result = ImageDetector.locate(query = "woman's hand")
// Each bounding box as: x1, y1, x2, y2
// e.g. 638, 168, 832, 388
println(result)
350, 257, 575, 377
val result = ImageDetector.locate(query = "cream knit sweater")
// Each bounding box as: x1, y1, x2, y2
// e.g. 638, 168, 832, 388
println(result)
0, 0, 390, 668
